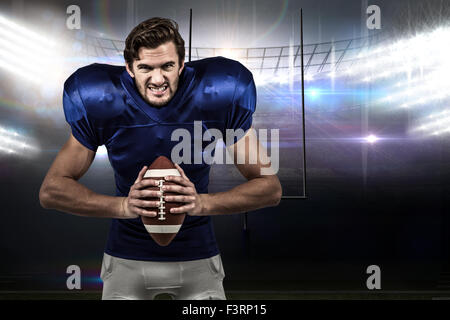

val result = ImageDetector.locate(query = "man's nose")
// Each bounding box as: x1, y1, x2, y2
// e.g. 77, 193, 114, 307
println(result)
150, 69, 165, 86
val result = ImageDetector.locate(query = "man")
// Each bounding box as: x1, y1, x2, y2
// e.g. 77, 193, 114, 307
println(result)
39, 17, 281, 300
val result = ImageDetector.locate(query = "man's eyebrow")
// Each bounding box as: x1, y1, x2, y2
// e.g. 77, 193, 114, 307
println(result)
136, 63, 153, 69
161, 61, 176, 66
136, 61, 176, 69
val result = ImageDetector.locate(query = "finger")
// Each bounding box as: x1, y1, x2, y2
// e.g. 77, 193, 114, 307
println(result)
170, 203, 195, 214
134, 178, 160, 190
165, 195, 196, 203
130, 199, 160, 208
162, 184, 192, 195
136, 189, 163, 198
134, 166, 148, 184
174, 163, 188, 180
135, 208, 157, 218
165, 175, 193, 187
131, 188, 162, 199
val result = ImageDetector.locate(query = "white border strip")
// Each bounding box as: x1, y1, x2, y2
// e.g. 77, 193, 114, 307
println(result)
144, 224, 182, 234
144, 169, 181, 178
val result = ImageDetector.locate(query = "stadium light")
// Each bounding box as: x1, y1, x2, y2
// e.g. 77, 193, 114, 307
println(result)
0, 15, 63, 84
348, 26, 450, 85
216, 48, 240, 60
412, 110, 450, 137
0, 126, 40, 156
305, 73, 314, 81
365, 134, 379, 143
308, 88, 319, 97
0, 15, 55, 47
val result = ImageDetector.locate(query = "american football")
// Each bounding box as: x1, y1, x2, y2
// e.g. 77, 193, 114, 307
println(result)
141, 156, 185, 246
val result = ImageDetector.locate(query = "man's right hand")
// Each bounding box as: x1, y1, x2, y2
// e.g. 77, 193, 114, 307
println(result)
40, 135, 165, 220
121, 166, 161, 219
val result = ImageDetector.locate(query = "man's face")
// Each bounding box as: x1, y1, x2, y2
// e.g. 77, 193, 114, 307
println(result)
126, 42, 184, 107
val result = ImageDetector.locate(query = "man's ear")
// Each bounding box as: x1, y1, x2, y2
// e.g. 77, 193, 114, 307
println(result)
126, 63, 134, 78
178, 59, 185, 75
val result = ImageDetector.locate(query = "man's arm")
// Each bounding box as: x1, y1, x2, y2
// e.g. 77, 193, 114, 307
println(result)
200, 169, 281, 216
165, 128, 282, 216
39, 134, 159, 219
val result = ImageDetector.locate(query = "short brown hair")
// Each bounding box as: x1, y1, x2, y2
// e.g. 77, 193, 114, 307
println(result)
124, 17, 185, 67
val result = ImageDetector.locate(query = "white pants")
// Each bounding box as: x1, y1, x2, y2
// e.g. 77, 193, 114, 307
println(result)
100, 253, 226, 300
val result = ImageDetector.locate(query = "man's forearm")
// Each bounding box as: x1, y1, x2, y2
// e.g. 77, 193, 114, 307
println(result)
200, 176, 281, 216
39, 176, 124, 218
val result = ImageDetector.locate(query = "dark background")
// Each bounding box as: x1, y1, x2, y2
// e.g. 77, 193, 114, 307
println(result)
0, 0, 449, 295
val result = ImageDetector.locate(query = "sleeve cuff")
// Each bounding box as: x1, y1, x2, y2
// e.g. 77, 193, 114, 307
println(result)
71, 129, 98, 152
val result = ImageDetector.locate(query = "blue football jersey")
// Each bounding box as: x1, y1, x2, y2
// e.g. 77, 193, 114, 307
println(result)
62, 56, 256, 261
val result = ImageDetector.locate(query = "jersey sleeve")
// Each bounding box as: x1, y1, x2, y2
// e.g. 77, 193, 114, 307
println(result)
225, 66, 257, 145
62, 73, 99, 151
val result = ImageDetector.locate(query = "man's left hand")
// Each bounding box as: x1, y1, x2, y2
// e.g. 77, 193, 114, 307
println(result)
163, 163, 205, 216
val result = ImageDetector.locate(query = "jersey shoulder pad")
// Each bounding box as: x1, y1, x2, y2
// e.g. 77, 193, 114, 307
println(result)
189, 57, 255, 105
192, 56, 251, 82
64, 63, 127, 120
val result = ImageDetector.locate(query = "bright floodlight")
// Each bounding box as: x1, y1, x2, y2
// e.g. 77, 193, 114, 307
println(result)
354, 26, 450, 112
0, 15, 62, 84
365, 134, 379, 143
0, 15, 55, 47
413, 109, 450, 136
0, 126, 40, 157
216, 48, 240, 60
305, 73, 314, 81
309, 89, 319, 97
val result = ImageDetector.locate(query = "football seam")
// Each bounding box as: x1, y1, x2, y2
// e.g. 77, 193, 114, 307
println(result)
157, 180, 166, 221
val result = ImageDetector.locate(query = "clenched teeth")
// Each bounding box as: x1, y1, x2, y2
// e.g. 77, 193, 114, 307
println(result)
149, 85, 168, 92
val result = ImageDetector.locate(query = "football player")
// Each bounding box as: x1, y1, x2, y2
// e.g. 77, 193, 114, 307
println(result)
39, 17, 282, 300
